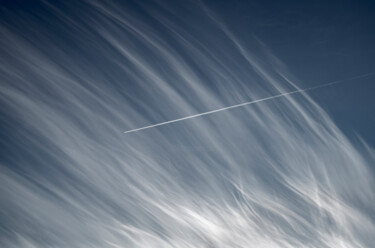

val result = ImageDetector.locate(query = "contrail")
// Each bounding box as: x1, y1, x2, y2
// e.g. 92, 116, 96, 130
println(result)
123, 73, 374, 134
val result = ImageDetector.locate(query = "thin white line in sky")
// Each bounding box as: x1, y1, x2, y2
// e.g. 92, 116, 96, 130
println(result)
124, 73, 374, 134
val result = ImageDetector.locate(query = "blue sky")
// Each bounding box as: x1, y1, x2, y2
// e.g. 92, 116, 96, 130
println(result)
1, 0, 375, 247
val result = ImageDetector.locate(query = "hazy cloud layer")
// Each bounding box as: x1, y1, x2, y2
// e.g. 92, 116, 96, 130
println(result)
1, 1, 374, 247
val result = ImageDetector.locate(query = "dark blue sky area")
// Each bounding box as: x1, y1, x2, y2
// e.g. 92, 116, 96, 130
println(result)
1, 0, 374, 145
206, 0, 375, 146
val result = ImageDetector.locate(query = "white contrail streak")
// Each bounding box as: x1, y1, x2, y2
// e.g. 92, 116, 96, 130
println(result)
123, 73, 374, 134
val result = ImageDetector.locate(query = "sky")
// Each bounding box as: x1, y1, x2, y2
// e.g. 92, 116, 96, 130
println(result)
1, 0, 375, 247
207, 0, 375, 145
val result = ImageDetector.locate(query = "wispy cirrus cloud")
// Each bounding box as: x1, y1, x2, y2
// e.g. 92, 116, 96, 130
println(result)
1, 1, 374, 247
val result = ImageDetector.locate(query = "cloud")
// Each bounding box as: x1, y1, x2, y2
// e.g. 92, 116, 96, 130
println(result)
1, 1, 374, 247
